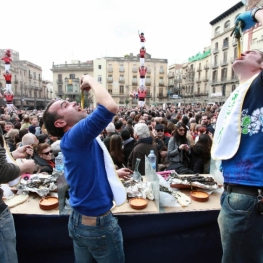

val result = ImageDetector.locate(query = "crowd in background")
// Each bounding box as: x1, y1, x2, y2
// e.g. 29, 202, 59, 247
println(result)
0, 101, 220, 176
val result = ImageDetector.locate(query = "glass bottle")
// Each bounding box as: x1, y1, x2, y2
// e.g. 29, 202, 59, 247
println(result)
133, 158, 142, 182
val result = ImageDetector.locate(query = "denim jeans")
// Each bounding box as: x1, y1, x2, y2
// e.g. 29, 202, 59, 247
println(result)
68, 209, 125, 263
218, 191, 263, 263
0, 207, 18, 263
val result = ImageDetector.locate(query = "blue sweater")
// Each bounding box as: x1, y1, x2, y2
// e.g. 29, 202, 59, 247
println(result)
61, 105, 115, 216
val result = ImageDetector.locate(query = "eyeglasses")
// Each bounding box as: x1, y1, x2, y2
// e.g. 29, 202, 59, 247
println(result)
178, 129, 186, 132
156, 129, 164, 132
41, 150, 53, 155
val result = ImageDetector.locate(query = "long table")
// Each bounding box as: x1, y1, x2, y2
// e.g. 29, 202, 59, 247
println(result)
11, 188, 223, 263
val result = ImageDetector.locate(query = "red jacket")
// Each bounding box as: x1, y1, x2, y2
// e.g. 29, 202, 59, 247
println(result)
139, 67, 147, 77
1, 57, 12, 64
138, 90, 146, 99
4, 94, 14, 103
139, 35, 146, 42
140, 49, 146, 58
3, 74, 12, 81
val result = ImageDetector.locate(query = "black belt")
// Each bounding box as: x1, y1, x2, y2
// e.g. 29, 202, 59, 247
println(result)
224, 183, 263, 196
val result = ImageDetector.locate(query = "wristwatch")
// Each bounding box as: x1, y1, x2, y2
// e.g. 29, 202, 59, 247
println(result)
251, 7, 263, 22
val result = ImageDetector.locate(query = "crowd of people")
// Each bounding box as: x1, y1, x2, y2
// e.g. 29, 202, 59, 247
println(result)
1, 8, 263, 263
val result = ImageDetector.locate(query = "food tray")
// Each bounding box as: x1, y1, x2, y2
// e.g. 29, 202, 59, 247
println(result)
190, 191, 209, 202
39, 196, 59, 210
129, 198, 148, 210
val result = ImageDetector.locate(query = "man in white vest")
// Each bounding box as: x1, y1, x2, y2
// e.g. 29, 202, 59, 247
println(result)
211, 8, 263, 263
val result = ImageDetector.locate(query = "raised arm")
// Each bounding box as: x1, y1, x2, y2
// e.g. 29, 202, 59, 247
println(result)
80, 75, 118, 114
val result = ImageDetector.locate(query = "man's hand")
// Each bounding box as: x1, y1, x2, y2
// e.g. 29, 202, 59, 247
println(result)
12, 145, 34, 159
80, 75, 92, 92
116, 168, 133, 180
18, 159, 36, 175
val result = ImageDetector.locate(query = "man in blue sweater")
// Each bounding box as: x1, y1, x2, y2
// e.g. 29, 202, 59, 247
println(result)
43, 75, 125, 263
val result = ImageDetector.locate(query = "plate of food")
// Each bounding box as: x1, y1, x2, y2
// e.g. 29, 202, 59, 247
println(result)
170, 183, 192, 189
190, 190, 209, 202
129, 197, 148, 210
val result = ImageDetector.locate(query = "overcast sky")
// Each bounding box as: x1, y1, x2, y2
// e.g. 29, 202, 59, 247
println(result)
2, 0, 241, 81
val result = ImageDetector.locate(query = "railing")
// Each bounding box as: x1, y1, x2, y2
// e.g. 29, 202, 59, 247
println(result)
222, 44, 229, 50
159, 82, 164, 86
168, 72, 174, 78
107, 78, 113, 83
108, 68, 113, 73
132, 80, 138, 85
204, 65, 209, 70
220, 60, 228, 67
159, 70, 164, 74
196, 66, 202, 72
203, 77, 209, 82
119, 78, 125, 83
146, 81, 151, 86
196, 78, 201, 83
57, 79, 63, 84
132, 68, 137, 73
213, 48, 219, 54
212, 63, 218, 69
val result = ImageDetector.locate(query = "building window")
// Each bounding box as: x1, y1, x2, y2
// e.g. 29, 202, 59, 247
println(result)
204, 83, 207, 93
232, 85, 236, 92
67, 84, 73, 92
119, 64, 124, 72
98, 65, 101, 69
215, 26, 220, 36
70, 74, 75, 79
58, 74, 62, 80
108, 85, 112, 94
197, 85, 200, 94
119, 85, 124, 94
213, 87, 216, 93
224, 20, 230, 30
159, 87, 163, 97
221, 68, 227, 81
98, 75, 102, 83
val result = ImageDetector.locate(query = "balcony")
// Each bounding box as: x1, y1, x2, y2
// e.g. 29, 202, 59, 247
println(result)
132, 80, 138, 85
220, 60, 228, 67
57, 79, 63, 84
119, 68, 125, 73
108, 68, 113, 73
132, 67, 137, 73
119, 78, 125, 83
168, 72, 174, 78
212, 63, 219, 69
203, 77, 209, 82
204, 64, 209, 70
147, 68, 151, 74
194, 92, 208, 97
146, 80, 151, 86
211, 79, 221, 85
222, 43, 229, 50
159, 81, 164, 86
168, 82, 174, 87
159, 69, 164, 74
196, 66, 202, 72
213, 48, 219, 54
39, 77, 42, 81
107, 78, 113, 83
29, 74, 32, 79
196, 78, 201, 83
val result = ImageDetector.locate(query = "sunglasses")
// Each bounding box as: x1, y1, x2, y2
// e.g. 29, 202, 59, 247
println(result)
156, 129, 164, 132
42, 150, 53, 155
178, 129, 186, 132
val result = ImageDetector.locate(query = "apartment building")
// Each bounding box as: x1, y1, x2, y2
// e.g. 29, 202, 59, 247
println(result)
0, 49, 53, 109
105, 52, 168, 107
168, 1, 247, 105
52, 53, 168, 108
51, 60, 94, 107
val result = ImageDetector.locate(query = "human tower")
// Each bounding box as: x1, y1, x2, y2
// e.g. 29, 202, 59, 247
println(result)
1, 49, 14, 111
130, 31, 147, 108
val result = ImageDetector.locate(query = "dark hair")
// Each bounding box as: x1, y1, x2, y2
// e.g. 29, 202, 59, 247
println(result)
114, 120, 123, 130
121, 129, 130, 141
194, 134, 212, 163
43, 102, 64, 138
110, 135, 124, 164
37, 134, 48, 144
174, 122, 188, 144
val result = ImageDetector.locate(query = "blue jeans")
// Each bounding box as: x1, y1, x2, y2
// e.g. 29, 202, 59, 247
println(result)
68, 209, 125, 263
218, 191, 263, 263
0, 207, 18, 263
